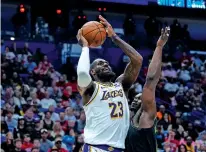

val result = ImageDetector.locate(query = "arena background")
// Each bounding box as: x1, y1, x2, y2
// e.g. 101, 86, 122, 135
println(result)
1, 0, 206, 152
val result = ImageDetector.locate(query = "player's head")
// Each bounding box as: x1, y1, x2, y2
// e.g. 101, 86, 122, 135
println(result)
130, 93, 142, 123
130, 93, 142, 112
90, 58, 116, 82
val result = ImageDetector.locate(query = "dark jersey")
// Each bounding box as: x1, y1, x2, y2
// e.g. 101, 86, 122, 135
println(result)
125, 123, 157, 152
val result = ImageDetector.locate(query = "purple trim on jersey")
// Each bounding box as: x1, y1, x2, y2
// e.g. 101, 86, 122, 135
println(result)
83, 143, 124, 152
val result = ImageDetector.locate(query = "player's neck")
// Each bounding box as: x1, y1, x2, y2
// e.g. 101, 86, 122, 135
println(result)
97, 80, 112, 85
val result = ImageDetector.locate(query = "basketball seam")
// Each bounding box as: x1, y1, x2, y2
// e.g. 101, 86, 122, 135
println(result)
91, 30, 100, 46
93, 22, 103, 45
83, 28, 100, 36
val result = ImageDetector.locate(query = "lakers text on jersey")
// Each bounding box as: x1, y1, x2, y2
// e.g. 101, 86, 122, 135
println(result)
83, 82, 130, 149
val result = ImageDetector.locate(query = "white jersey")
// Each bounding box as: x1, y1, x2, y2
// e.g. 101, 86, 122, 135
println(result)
83, 81, 130, 149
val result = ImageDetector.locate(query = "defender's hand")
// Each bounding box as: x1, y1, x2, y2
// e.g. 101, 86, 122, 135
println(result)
99, 15, 116, 37
76, 29, 88, 47
157, 26, 170, 47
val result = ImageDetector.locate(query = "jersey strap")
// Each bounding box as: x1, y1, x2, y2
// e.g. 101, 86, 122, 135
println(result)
84, 82, 100, 106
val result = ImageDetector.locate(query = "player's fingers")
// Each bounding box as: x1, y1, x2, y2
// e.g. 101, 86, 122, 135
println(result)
76, 30, 80, 40
167, 26, 170, 36
99, 15, 107, 22
161, 28, 164, 36
100, 21, 108, 28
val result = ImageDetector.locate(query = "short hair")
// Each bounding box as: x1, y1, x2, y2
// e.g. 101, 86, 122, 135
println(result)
14, 138, 22, 144
90, 60, 97, 70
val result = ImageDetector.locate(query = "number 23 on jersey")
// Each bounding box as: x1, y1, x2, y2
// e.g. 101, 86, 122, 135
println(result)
108, 102, 123, 119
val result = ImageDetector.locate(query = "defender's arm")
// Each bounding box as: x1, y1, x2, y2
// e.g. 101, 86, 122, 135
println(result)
138, 27, 170, 128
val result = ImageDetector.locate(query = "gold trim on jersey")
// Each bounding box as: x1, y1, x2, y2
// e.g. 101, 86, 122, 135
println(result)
84, 84, 100, 106
96, 81, 114, 87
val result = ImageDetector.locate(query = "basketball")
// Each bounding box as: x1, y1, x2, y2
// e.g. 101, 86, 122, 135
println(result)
81, 21, 107, 47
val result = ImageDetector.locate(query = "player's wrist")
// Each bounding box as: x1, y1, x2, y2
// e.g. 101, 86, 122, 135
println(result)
111, 33, 118, 40
156, 44, 164, 48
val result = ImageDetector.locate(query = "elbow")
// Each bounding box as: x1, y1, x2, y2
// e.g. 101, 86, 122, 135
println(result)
131, 54, 143, 65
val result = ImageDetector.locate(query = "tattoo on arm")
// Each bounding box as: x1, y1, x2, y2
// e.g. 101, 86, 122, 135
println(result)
113, 35, 143, 89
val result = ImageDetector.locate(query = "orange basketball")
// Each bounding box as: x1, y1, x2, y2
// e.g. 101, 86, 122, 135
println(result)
81, 21, 107, 47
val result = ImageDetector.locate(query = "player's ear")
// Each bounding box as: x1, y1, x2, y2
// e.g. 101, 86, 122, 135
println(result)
90, 69, 96, 75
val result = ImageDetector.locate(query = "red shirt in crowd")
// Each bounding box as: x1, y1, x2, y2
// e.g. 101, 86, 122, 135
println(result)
21, 142, 33, 150
165, 138, 179, 152
59, 120, 69, 133
48, 148, 68, 152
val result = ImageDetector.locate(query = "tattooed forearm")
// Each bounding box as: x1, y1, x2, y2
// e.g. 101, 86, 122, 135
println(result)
113, 35, 143, 89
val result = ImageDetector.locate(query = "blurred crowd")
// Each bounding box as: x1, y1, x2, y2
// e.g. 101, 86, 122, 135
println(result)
1, 15, 206, 152
1, 42, 83, 152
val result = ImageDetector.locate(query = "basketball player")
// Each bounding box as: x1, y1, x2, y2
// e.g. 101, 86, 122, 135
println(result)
125, 27, 170, 152
76, 15, 143, 152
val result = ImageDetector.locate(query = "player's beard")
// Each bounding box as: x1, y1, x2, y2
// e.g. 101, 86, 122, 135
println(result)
97, 71, 116, 82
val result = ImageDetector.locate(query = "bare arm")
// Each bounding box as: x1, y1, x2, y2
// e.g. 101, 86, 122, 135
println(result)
99, 15, 143, 91
138, 27, 170, 128
76, 29, 95, 105
112, 36, 143, 90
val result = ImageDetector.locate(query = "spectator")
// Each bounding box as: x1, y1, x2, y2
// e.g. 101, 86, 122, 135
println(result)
42, 111, 54, 132
59, 112, 69, 133
185, 136, 195, 152
31, 147, 40, 152
165, 130, 179, 152
13, 116, 26, 139
48, 135, 68, 152
65, 107, 76, 121
62, 129, 75, 152
164, 78, 179, 95
40, 89, 57, 109
196, 130, 206, 152
5, 46, 16, 60
21, 134, 33, 151
157, 105, 172, 121
76, 111, 86, 134
48, 105, 60, 122
73, 134, 84, 152
32, 118, 42, 140
156, 125, 165, 149
13, 138, 26, 152
23, 56, 37, 73
50, 123, 65, 139
162, 63, 177, 78
1, 132, 15, 152
13, 88, 26, 109
168, 118, 184, 137
5, 109, 18, 132
178, 144, 187, 152
33, 139, 42, 152
177, 65, 191, 82
40, 129, 53, 152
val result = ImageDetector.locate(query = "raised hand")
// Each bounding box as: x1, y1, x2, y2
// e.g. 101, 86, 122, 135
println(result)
99, 15, 116, 37
157, 26, 170, 47
76, 29, 88, 47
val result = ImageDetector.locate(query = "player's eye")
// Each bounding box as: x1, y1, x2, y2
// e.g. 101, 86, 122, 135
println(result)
98, 62, 103, 65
